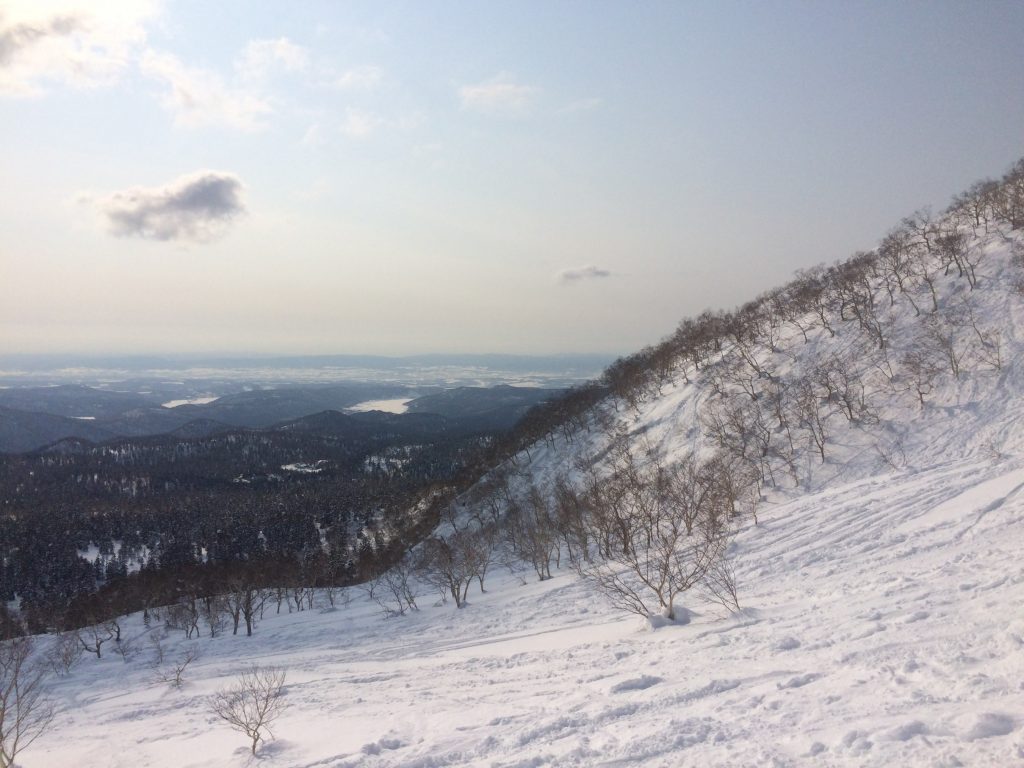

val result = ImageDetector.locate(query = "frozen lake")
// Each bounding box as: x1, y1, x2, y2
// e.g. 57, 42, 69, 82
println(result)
346, 397, 413, 414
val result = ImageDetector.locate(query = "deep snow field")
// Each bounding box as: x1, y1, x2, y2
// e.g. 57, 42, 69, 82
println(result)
26, 449, 1024, 767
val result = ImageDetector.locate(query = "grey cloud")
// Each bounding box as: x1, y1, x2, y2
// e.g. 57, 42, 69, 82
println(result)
558, 265, 612, 285
0, 15, 80, 66
96, 172, 246, 243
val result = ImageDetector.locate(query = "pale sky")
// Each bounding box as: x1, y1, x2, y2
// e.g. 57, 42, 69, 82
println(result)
3, 0, 1024, 357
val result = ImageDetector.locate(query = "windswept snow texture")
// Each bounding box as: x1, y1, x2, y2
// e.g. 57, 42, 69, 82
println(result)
27, 231, 1024, 766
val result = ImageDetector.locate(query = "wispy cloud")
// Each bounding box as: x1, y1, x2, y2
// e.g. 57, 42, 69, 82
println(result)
459, 72, 537, 114
335, 64, 382, 91
557, 265, 612, 285
558, 96, 603, 115
236, 37, 308, 79
340, 107, 382, 139
141, 50, 271, 131
90, 171, 246, 243
0, 1, 156, 96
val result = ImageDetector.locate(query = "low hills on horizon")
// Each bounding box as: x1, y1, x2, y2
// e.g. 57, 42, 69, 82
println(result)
0, 382, 567, 454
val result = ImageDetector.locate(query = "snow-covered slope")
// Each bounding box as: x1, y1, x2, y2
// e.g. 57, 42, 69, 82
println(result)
28, 451, 1024, 767
21, 185, 1024, 767
518, 225, 1024, 498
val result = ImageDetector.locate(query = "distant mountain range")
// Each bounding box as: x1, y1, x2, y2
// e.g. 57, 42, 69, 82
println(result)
0, 382, 566, 453
0, 352, 613, 375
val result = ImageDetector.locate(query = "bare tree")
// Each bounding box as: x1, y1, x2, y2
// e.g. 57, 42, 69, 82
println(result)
110, 634, 139, 664
574, 446, 737, 622
200, 595, 228, 638
462, 524, 501, 593
877, 229, 915, 306
417, 533, 477, 608
165, 597, 200, 639
959, 295, 1003, 371
1, 637, 55, 768
155, 644, 200, 688
922, 311, 966, 378
790, 378, 830, 463
211, 666, 288, 756
499, 488, 560, 582
950, 179, 997, 234
47, 632, 83, 677
320, 585, 350, 612
901, 347, 942, 407
77, 621, 117, 659
552, 476, 590, 567
224, 580, 267, 637
147, 630, 168, 667
366, 554, 420, 617
813, 355, 878, 425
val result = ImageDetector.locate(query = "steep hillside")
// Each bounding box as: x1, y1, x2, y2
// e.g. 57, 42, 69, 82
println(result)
498, 177, 1024, 507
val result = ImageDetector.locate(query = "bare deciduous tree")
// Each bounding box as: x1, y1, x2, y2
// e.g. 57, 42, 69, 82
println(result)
165, 597, 200, 639
901, 347, 942, 407
922, 311, 965, 379
321, 585, 350, 612
503, 487, 560, 581
200, 595, 228, 638
417, 532, 478, 608
47, 632, 83, 677
574, 445, 738, 622
110, 634, 139, 663
790, 378, 830, 463
1, 637, 55, 768
155, 644, 200, 688
224, 580, 267, 637
211, 666, 288, 756
366, 554, 421, 617
77, 621, 117, 659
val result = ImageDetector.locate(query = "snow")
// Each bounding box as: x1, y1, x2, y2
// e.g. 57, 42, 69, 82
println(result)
162, 396, 220, 408
24, 449, 1024, 767
346, 398, 413, 414
281, 461, 328, 474
19, 224, 1024, 766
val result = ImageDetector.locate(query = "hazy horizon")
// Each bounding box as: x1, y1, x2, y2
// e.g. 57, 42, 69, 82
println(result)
4, 1, 1024, 356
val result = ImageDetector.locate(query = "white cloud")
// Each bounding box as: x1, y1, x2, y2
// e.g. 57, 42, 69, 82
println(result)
236, 37, 308, 79
559, 96, 604, 115
0, 0, 158, 96
557, 265, 612, 285
90, 171, 246, 243
459, 72, 537, 114
141, 49, 271, 131
335, 64, 382, 90
340, 107, 382, 139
